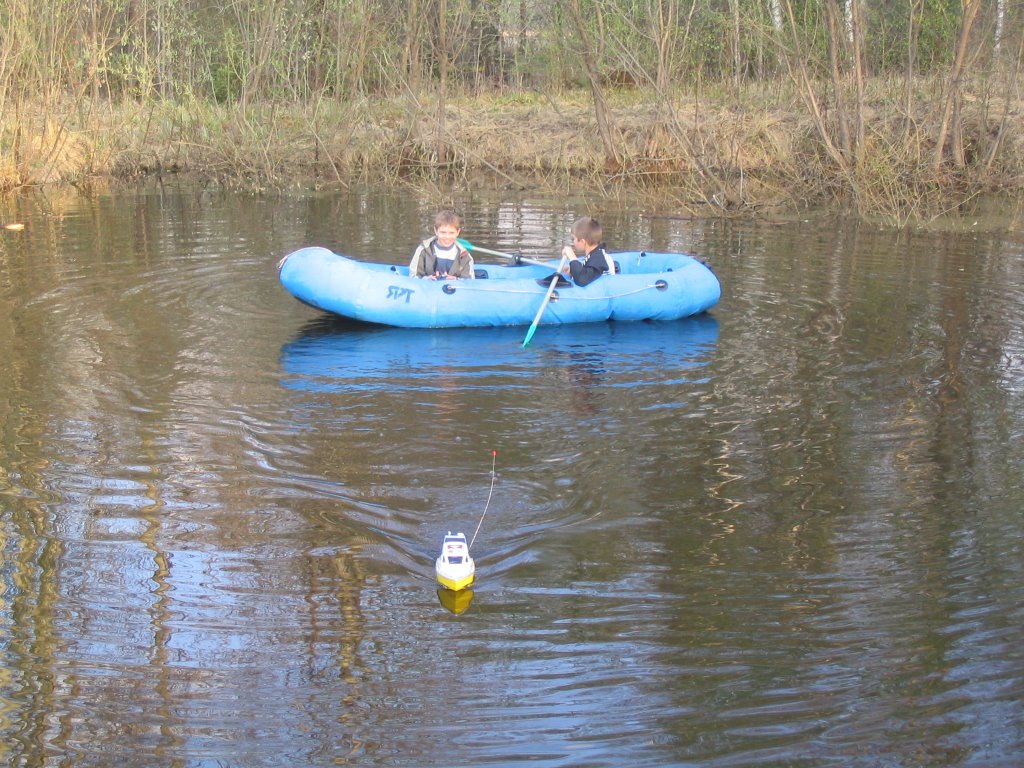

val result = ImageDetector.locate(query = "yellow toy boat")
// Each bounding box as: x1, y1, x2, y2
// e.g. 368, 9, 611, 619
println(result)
435, 531, 475, 591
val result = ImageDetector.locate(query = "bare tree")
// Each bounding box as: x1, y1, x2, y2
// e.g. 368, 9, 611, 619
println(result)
994, 0, 1005, 55
564, 0, 618, 165
650, 0, 679, 95
403, 0, 426, 91
984, 22, 1024, 169
780, 0, 855, 171
902, 0, 925, 145
933, 0, 982, 171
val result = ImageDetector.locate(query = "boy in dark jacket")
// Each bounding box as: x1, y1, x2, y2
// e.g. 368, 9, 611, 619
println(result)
561, 216, 613, 286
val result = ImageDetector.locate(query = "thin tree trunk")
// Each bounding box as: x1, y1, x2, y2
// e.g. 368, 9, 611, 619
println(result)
849, 0, 866, 156
565, 0, 618, 165
731, 0, 741, 87
933, 0, 981, 171
781, 0, 849, 170
994, 0, 1005, 55
652, 0, 677, 96
984, 31, 1024, 169
404, 0, 423, 90
903, 0, 922, 145
437, 0, 449, 163
824, 1, 852, 157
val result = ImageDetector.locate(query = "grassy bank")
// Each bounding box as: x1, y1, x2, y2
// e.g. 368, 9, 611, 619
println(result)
3, 80, 1023, 223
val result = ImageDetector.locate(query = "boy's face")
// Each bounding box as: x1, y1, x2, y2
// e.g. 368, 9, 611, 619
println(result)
435, 224, 461, 248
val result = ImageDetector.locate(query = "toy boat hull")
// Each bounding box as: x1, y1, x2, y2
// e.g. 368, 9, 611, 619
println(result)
435, 564, 475, 592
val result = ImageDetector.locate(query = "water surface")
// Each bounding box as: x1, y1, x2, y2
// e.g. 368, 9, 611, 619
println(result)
1, 184, 1022, 766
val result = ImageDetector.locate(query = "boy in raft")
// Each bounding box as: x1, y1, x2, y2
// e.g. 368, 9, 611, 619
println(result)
409, 209, 475, 279
560, 216, 613, 286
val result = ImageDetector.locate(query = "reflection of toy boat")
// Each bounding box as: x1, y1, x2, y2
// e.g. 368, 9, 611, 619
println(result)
278, 247, 720, 328
435, 532, 475, 591
437, 587, 474, 615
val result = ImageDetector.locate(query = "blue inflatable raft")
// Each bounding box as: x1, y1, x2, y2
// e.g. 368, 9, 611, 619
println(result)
277, 246, 720, 328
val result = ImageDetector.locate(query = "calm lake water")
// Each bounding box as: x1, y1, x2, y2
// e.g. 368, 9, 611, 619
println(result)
1, 182, 1023, 766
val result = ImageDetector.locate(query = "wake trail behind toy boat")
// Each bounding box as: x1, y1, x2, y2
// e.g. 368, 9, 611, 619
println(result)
434, 450, 498, 599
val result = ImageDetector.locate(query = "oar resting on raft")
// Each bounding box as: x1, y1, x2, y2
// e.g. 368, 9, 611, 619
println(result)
457, 239, 569, 346
457, 239, 559, 270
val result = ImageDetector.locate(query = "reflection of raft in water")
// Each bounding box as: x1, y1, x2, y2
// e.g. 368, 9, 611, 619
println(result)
435, 531, 475, 592
278, 247, 720, 328
278, 314, 720, 394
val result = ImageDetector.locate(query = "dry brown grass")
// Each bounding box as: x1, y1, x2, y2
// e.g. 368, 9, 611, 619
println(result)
2, 82, 1022, 221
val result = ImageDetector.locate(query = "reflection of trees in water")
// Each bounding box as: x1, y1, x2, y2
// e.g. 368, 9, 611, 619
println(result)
553, 351, 607, 417
330, 554, 368, 688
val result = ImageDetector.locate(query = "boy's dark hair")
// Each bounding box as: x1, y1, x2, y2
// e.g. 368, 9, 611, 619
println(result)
570, 216, 602, 246
434, 209, 464, 230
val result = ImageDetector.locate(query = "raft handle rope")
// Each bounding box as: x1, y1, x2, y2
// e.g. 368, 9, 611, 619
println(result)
470, 450, 498, 548
448, 283, 665, 300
